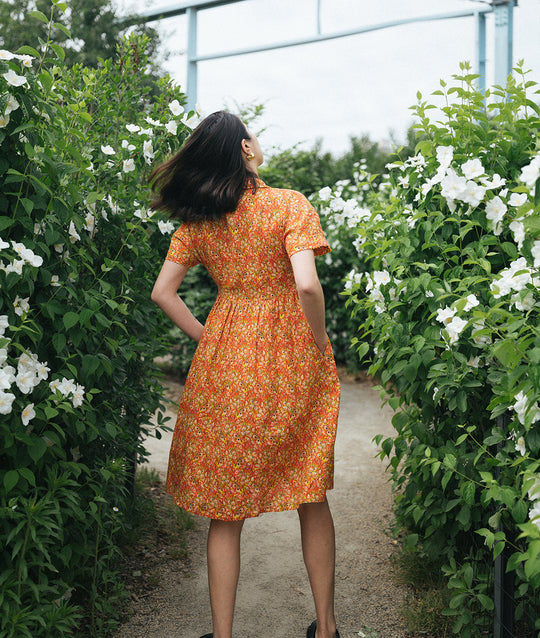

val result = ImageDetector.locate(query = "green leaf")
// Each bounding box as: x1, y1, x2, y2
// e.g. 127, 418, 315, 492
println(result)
461, 481, 475, 507
355, 341, 369, 361
50, 43, 65, 61
18, 468, 36, 487
53, 22, 71, 38
28, 437, 47, 463
29, 9, 49, 23
63, 311, 79, 330
52, 332, 66, 353
492, 339, 521, 367
3, 470, 19, 493
477, 594, 494, 611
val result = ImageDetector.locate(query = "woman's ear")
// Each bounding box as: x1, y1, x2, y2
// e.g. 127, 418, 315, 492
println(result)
241, 138, 251, 156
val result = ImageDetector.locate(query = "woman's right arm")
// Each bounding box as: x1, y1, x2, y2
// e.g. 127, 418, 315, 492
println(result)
290, 249, 327, 353
151, 260, 204, 342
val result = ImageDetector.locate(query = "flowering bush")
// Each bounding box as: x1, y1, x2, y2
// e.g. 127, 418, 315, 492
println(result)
0, 3, 195, 634
311, 165, 394, 366
332, 63, 540, 635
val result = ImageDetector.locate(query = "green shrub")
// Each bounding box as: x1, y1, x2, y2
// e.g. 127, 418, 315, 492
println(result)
0, 2, 194, 634
336, 62, 540, 635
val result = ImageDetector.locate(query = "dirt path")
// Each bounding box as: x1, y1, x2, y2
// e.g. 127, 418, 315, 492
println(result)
116, 376, 409, 638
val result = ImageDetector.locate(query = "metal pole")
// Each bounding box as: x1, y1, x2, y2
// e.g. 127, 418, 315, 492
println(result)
186, 7, 198, 112
493, 0, 513, 86
475, 10, 487, 92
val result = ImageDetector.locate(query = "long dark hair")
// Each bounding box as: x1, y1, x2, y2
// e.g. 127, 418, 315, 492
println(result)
149, 110, 258, 221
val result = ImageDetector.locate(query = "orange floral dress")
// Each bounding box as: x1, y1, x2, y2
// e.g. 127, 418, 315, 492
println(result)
164, 180, 340, 521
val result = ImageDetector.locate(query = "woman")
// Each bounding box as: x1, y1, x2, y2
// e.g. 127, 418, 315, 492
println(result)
150, 110, 341, 638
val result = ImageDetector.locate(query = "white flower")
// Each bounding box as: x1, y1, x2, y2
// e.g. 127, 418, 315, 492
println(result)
18, 54, 33, 68
472, 320, 491, 346
445, 316, 468, 345
13, 296, 29, 316
0, 315, 9, 335
461, 158, 485, 180
6, 259, 24, 275
138, 127, 153, 136
101, 145, 115, 155
467, 356, 481, 368
71, 384, 85, 408
68, 221, 80, 243
509, 220, 526, 250
158, 220, 175, 235
485, 196, 507, 235
3, 69, 27, 87
58, 377, 76, 396
165, 120, 178, 135
519, 155, 540, 188
169, 99, 183, 116
436, 145, 454, 170
143, 139, 154, 163
126, 124, 140, 133
508, 192, 528, 207
51, 275, 60, 287
49, 378, 61, 393
0, 366, 15, 390
21, 403, 35, 426
0, 348, 8, 366
527, 478, 540, 501
515, 436, 526, 456
121, 139, 136, 151
54, 243, 64, 254
145, 116, 161, 126
15, 369, 36, 394
0, 113, 10, 128
512, 390, 540, 427
0, 390, 15, 415
481, 173, 506, 189
0, 49, 15, 60
441, 168, 467, 202
85, 212, 96, 233
123, 158, 135, 173
463, 294, 479, 311
5, 94, 20, 115
530, 501, 540, 532
531, 240, 540, 269
0, 237, 9, 251
460, 181, 486, 208
436, 306, 456, 325
35, 361, 50, 381
490, 258, 533, 298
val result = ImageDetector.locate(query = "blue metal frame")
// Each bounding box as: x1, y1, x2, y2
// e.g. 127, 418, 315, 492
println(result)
123, 0, 515, 111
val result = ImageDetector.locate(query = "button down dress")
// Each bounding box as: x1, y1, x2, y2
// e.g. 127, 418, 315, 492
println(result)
164, 180, 340, 521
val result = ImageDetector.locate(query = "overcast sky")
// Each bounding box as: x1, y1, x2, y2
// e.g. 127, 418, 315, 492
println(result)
119, 0, 540, 156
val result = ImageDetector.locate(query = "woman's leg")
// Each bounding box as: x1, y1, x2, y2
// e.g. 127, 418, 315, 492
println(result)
298, 499, 337, 638
207, 518, 245, 638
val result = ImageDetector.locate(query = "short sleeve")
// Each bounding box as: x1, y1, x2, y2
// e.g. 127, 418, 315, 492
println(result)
283, 192, 330, 258
165, 223, 200, 267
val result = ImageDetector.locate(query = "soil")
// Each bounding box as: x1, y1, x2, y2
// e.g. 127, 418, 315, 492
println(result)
115, 373, 410, 638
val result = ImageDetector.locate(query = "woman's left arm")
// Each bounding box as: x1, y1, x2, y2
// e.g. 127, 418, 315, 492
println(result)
151, 260, 204, 342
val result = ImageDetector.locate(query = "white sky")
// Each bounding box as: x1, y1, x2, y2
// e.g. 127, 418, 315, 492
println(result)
118, 0, 540, 155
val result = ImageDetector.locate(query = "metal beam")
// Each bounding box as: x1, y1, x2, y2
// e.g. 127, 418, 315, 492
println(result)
189, 8, 493, 63
476, 10, 487, 93
493, 0, 514, 85
120, 0, 246, 25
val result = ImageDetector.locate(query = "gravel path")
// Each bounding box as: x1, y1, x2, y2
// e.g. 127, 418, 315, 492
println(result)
115, 376, 409, 638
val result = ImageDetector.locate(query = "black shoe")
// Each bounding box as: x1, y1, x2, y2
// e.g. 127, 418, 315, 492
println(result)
306, 620, 340, 638
199, 634, 213, 638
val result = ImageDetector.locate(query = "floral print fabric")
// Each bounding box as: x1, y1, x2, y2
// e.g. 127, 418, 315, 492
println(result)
165, 181, 341, 521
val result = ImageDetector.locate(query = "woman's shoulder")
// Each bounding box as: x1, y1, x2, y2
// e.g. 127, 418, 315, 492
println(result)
259, 183, 309, 206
